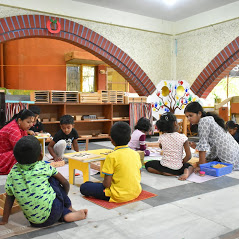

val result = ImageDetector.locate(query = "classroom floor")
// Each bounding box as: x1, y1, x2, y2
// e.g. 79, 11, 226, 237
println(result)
1, 136, 239, 239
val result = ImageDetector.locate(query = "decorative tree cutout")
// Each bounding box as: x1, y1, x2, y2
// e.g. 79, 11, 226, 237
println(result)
151, 81, 197, 113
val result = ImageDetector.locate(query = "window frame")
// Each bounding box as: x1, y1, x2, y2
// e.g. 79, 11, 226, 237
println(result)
66, 64, 97, 92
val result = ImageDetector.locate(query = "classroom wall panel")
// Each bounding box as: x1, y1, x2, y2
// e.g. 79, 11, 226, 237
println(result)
4, 38, 101, 91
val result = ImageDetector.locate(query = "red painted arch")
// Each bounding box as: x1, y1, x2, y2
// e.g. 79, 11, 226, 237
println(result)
0, 15, 156, 96
191, 36, 239, 98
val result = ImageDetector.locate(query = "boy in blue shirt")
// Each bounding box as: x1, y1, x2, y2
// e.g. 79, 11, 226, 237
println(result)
0, 135, 87, 227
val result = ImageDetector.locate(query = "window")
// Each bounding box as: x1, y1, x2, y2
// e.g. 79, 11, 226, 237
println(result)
82, 66, 95, 92
66, 65, 81, 91
107, 67, 129, 92
66, 65, 96, 92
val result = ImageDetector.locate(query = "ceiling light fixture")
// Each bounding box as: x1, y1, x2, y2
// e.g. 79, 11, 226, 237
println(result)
163, 0, 178, 6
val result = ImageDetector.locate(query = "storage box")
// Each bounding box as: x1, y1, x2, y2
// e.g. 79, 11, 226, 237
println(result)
124, 96, 147, 104
108, 90, 117, 103
79, 92, 102, 103
30, 91, 50, 103
51, 91, 65, 103
42, 118, 49, 122
50, 117, 57, 122
75, 115, 82, 121
99, 90, 109, 103
98, 90, 120, 103
116, 91, 124, 103
65, 91, 79, 103
200, 161, 233, 177
81, 115, 97, 120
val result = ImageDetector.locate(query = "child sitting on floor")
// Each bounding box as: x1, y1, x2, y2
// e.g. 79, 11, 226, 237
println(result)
128, 117, 151, 156
226, 120, 239, 144
0, 135, 87, 227
28, 105, 44, 135
48, 115, 79, 161
145, 112, 193, 181
80, 122, 142, 203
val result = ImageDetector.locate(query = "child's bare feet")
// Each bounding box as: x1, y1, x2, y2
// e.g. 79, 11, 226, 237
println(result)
64, 209, 88, 222
68, 205, 77, 212
178, 166, 194, 181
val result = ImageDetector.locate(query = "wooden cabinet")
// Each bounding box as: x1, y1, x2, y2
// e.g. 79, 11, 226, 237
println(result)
231, 102, 239, 122
112, 104, 129, 122
215, 96, 239, 122
29, 103, 129, 138
219, 107, 228, 122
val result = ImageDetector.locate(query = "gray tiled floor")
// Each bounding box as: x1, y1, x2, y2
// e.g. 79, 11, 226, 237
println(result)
1, 137, 239, 239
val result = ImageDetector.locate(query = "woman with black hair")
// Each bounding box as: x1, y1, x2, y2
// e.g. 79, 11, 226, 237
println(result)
0, 109, 34, 174
184, 102, 239, 171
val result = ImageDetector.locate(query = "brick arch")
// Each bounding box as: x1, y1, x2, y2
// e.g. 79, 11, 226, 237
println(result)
191, 37, 239, 98
0, 15, 156, 96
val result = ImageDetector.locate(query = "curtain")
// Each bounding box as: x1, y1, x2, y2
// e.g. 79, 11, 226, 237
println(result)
5, 102, 29, 122
129, 103, 153, 134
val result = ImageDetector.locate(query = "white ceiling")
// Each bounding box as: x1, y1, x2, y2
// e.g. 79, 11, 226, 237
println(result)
73, 0, 239, 22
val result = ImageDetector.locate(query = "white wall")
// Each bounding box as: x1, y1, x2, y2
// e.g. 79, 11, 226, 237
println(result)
1, 0, 239, 88
2, 0, 239, 35
0, 5, 173, 86
174, 2, 239, 34
176, 18, 239, 85
0, 0, 173, 34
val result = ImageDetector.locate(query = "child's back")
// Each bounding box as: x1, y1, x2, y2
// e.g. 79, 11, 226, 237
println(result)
102, 146, 141, 202
145, 113, 192, 181
159, 132, 187, 170
6, 161, 57, 224
80, 122, 142, 203
1, 135, 87, 227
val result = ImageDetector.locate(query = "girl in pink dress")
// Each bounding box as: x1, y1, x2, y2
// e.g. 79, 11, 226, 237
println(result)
145, 112, 193, 180
0, 109, 34, 174
128, 117, 151, 156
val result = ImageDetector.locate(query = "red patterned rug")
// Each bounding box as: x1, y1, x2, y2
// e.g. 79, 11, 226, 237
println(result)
83, 190, 157, 209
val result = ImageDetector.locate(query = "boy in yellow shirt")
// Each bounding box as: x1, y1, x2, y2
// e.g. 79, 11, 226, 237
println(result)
80, 122, 142, 203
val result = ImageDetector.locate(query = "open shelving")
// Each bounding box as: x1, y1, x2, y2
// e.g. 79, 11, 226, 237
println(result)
29, 103, 130, 139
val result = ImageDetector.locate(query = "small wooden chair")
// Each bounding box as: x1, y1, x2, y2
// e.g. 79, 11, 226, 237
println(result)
0, 193, 21, 216
175, 115, 187, 135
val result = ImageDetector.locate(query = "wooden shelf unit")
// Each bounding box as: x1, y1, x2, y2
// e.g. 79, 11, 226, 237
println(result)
215, 96, 239, 122
29, 103, 129, 138
230, 97, 239, 122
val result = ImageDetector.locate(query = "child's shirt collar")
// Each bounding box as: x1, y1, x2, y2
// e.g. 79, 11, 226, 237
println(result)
17, 161, 38, 171
114, 145, 129, 151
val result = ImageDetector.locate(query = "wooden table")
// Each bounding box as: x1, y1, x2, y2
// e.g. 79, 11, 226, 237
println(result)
64, 148, 112, 184
35, 136, 48, 157
78, 135, 110, 151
